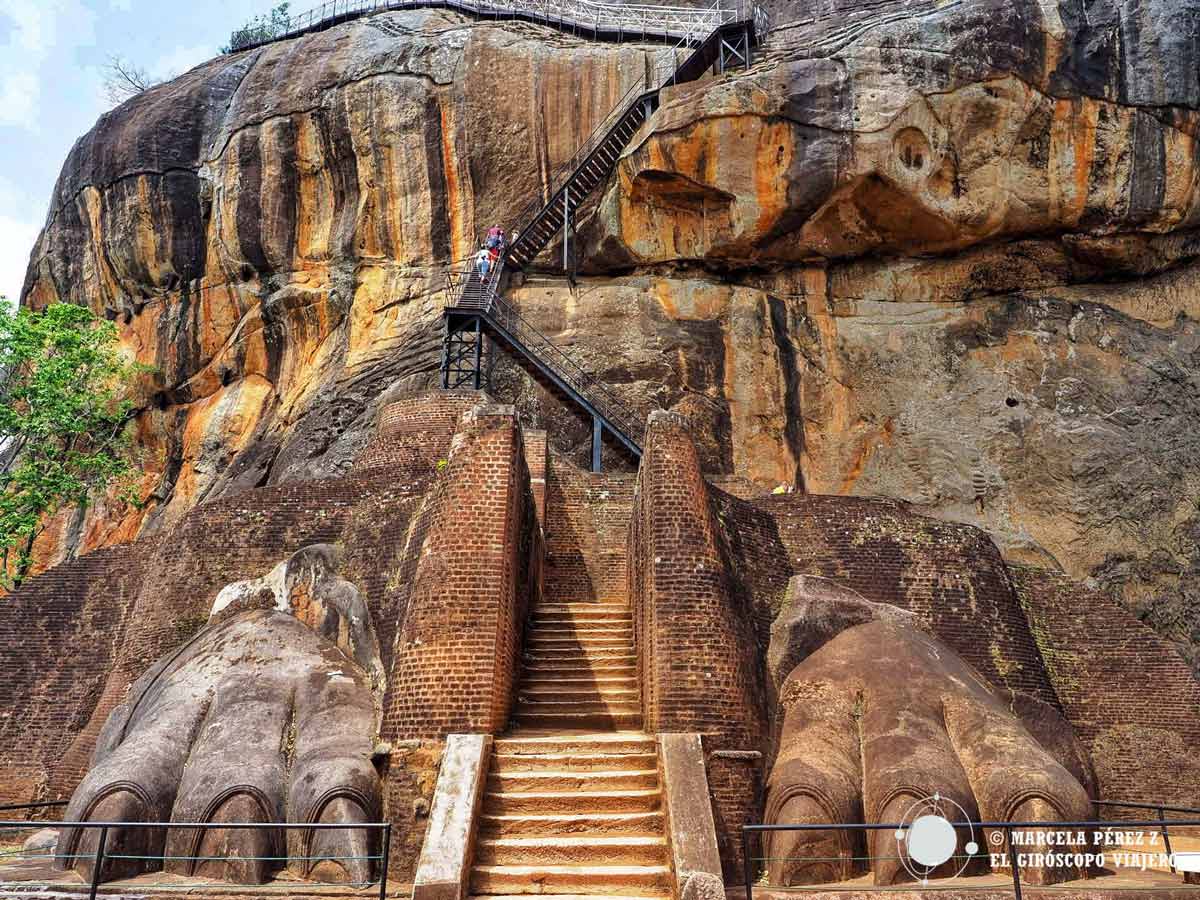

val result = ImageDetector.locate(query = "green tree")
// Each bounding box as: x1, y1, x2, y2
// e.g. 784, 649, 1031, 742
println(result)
0, 302, 144, 588
222, 3, 293, 53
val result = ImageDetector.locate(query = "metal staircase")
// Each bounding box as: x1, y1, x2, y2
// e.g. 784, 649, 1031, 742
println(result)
440, 0, 768, 471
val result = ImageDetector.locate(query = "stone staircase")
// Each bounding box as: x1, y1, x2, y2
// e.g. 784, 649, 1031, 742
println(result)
469, 460, 670, 900
514, 602, 641, 730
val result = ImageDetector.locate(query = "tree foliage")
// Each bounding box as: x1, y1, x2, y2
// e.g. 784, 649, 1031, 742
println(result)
0, 303, 144, 588
223, 3, 293, 53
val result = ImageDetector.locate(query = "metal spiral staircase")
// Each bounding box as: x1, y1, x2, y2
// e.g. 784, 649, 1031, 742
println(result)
439, 0, 768, 470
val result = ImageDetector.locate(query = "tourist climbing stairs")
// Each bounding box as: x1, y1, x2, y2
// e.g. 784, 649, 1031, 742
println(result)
441, 1, 768, 469
470, 462, 669, 898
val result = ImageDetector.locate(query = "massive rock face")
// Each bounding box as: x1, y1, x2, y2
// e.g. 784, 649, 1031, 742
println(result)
20, 2, 1200, 667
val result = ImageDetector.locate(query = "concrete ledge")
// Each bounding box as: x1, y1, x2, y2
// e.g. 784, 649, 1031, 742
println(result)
413, 734, 493, 900
660, 733, 724, 897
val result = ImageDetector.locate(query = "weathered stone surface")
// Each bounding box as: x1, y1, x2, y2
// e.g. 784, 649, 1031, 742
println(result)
18, 1, 1200, 666
765, 621, 1094, 887
54, 552, 385, 886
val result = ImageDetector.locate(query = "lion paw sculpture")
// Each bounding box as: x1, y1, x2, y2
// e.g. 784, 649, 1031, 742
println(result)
764, 577, 1096, 888
56, 545, 385, 886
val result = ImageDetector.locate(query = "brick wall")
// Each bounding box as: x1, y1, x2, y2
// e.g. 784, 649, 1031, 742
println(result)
714, 492, 1062, 710
0, 543, 156, 807
544, 452, 635, 603
356, 391, 481, 475
629, 412, 767, 879
382, 404, 540, 740
1011, 566, 1200, 809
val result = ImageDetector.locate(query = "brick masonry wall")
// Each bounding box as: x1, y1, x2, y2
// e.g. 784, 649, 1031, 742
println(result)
629, 413, 767, 880
1011, 566, 1200, 809
714, 492, 1062, 711
0, 542, 157, 807
544, 451, 635, 603
382, 405, 540, 740
356, 391, 481, 476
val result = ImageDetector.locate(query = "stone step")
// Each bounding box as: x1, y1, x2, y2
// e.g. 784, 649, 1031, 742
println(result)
487, 769, 659, 794
525, 647, 637, 661
535, 603, 629, 614
526, 637, 634, 651
533, 619, 633, 632
520, 675, 639, 690
494, 734, 655, 756
482, 789, 662, 815
522, 661, 638, 677
469, 864, 672, 896
513, 709, 644, 730
491, 751, 658, 774
534, 609, 632, 622
479, 811, 665, 837
528, 626, 633, 639
517, 691, 639, 708
475, 836, 668, 867
517, 698, 641, 714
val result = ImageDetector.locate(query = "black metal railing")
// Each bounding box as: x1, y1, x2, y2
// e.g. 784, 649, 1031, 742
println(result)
487, 291, 643, 446
1093, 800, 1200, 875
506, 75, 648, 246
0, 818, 393, 900
445, 253, 643, 448
743, 817, 1200, 900
227, 0, 742, 52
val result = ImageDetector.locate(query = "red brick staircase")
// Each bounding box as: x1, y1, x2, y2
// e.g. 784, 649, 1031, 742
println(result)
469, 461, 670, 899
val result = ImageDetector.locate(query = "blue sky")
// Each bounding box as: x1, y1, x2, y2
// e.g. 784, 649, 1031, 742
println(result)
0, 0, 287, 301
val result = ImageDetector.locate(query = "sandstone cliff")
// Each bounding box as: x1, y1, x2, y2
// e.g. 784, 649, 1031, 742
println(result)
20, 1, 1200, 668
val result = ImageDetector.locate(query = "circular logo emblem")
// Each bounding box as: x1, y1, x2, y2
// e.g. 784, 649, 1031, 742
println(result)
893, 793, 980, 884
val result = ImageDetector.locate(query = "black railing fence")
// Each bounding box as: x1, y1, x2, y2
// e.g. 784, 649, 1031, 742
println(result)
0, 817, 393, 900
743, 815, 1200, 900
445, 250, 644, 449
227, 0, 764, 52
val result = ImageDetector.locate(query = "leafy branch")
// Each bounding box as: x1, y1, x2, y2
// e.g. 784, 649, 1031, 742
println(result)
0, 303, 148, 588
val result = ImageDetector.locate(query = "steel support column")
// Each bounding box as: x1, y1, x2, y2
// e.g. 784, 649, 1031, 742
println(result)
441, 312, 485, 390
592, 415, 603, 473
563, 190, 575, 280
717, 25, 750, 73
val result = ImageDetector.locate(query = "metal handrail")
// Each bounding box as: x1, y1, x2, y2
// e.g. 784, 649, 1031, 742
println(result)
437, 0, 767, 450
228, 0, 748, 52
743, 818, 1200, 900
507, 77, 647, 243
509, 0, 743, 257
445, 252, 642, 445
0, 818, 393, 900
486, 292, 643, 444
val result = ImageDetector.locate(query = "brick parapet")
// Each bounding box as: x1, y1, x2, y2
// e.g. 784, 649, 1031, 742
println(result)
356, 391, 482, 476
382, 405, 540, 740
630, 414, 766, 744
1011, 566, 1200, 809
629, 414, 767, 879
544, 452, 635, 603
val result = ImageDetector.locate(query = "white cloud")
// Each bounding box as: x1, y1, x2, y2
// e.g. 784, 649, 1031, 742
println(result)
151, 42, 213, 81
0, 0, 99, 133
0, 176, 44, 301
0, 212, 42, 302
0, 70, 38, 129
